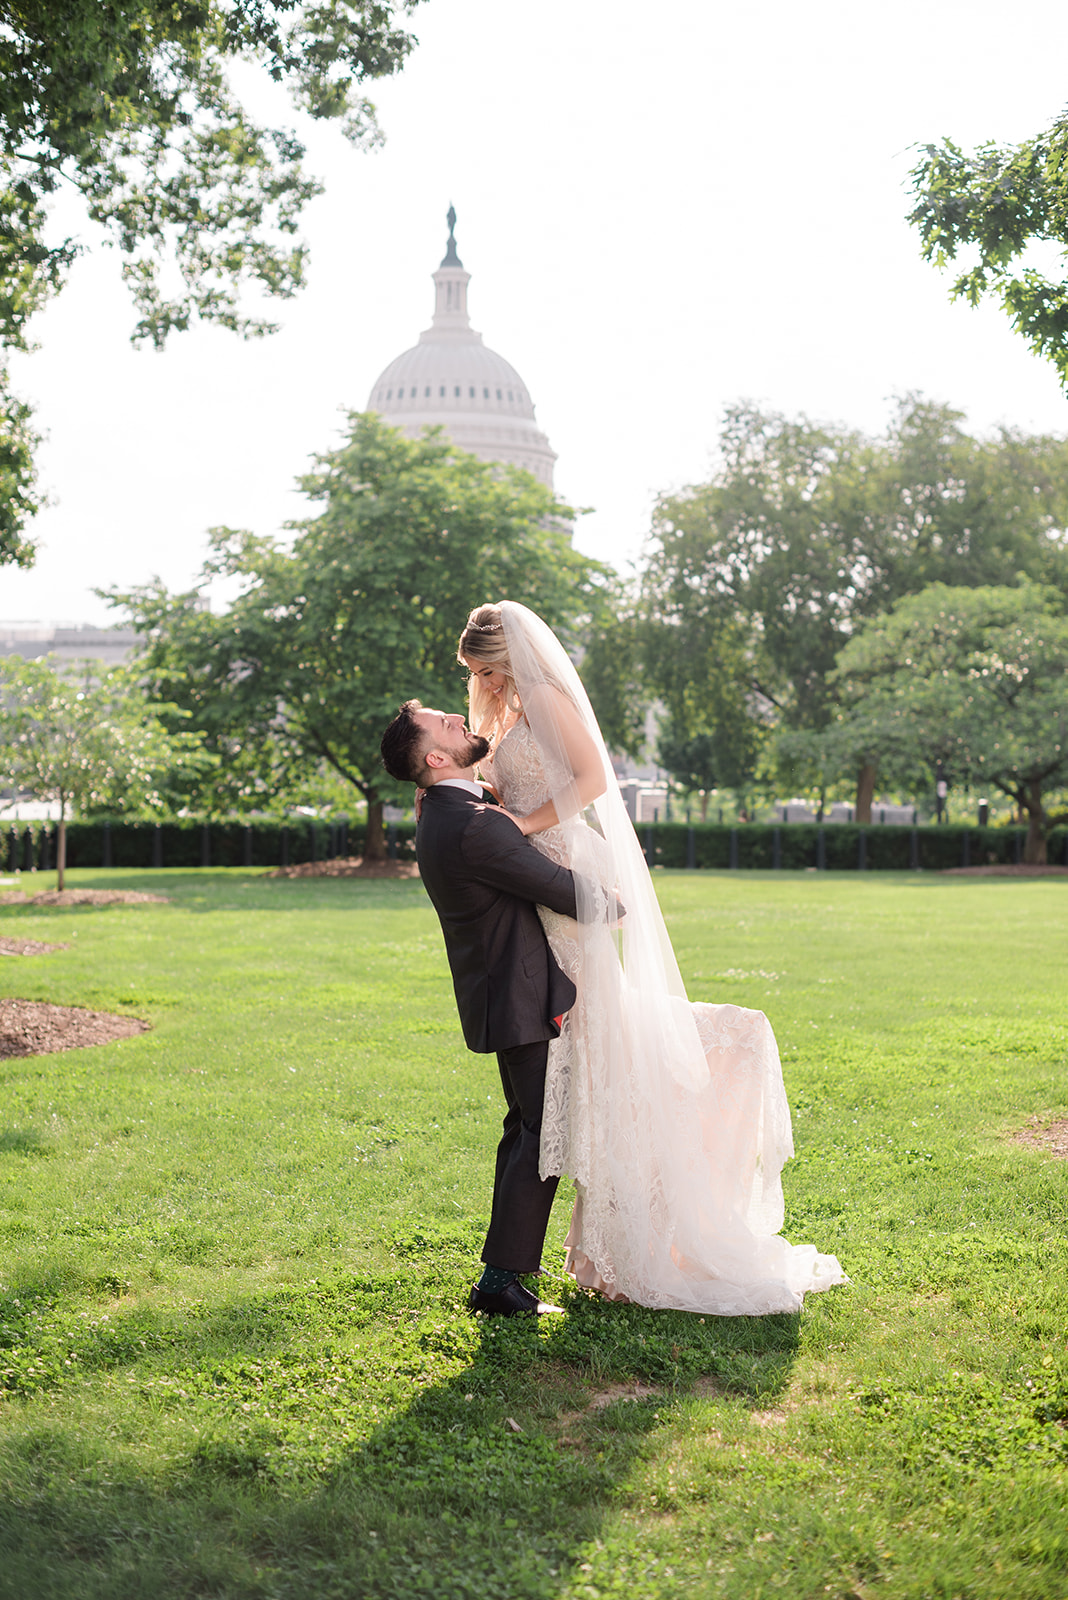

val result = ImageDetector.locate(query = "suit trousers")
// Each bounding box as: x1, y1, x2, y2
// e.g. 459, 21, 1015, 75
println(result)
481, 1039, 560, 1273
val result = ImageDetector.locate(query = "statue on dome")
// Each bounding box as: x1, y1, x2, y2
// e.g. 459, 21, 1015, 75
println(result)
441, 204, 462, 267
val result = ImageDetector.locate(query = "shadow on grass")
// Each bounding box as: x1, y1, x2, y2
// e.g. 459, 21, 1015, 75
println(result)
0, 1269, 801, 1600
0, 1128, 49, 1155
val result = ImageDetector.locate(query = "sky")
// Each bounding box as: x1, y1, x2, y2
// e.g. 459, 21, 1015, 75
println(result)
4, 0, 1068, 627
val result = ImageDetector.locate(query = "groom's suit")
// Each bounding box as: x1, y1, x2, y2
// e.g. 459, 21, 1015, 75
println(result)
417, 783, 581, 1272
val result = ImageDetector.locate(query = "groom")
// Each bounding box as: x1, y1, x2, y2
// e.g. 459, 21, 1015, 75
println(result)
380, 699, 583, 1317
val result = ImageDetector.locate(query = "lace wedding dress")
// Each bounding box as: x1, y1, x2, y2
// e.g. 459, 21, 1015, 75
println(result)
486, 714, 846, 1315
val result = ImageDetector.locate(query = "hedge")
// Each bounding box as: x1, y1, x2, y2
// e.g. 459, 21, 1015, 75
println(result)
635, 821, 1068, 871
2, 817, 1066, 875
1, 816, 417, 873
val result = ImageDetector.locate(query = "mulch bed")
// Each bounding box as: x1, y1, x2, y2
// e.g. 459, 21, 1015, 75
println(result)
940, 865, 1068, 877
0, 889, 169, 906
0, 998, 149, 1059
0, 937, 68, 956
1012, 1118, 1068, 1160
265, 856, 420, 880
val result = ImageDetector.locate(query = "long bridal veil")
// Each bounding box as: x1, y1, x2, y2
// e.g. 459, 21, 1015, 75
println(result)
499, 600, 846, 1314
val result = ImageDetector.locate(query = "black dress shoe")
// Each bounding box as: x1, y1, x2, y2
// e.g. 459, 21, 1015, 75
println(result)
468, 1279, 564, 1317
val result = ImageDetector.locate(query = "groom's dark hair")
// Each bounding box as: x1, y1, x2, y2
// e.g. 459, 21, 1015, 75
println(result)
381, 700, 430, 784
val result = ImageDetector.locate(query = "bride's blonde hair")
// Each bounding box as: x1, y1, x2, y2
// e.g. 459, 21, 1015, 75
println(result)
458, 601, 576, 741
457, 603, 520, 740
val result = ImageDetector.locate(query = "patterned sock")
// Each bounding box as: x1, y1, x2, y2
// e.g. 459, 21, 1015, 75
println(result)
477, 1264, 519, 1294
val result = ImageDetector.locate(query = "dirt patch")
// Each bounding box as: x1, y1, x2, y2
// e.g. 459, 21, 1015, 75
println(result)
553, 1381, 662, 1440
0, 889, 168, 907
586, 1381, 661, 1411
265, 855, 419, 880
940, 865, 1068, 877
1013, 1117, 1068, 1160
0, 936, 68, 956
0, 998, 149, 1059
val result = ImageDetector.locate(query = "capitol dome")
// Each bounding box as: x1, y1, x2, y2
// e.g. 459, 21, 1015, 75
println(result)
367, 209, 557, 488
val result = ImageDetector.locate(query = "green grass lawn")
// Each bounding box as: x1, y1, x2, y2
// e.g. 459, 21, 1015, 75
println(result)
0, 867, 1065, 1600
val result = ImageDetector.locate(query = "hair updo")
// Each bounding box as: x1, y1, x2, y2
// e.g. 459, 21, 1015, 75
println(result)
457, 603, 520, 738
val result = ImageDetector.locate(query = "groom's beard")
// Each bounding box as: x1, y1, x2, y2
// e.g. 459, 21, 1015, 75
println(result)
445, 732, 491, 771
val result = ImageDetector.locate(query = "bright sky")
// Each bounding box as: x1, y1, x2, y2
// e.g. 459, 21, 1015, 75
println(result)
4, 0, 1068, 626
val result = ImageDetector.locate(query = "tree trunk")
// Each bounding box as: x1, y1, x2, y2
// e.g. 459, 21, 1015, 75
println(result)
1023, 781, 1047, 865
699, 791, 709, 823
855, 763, 876, 825
364, 793, 386, 862
56, 817, 66, 892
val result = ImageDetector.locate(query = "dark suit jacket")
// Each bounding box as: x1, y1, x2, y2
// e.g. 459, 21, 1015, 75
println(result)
416, 784, 580, 1053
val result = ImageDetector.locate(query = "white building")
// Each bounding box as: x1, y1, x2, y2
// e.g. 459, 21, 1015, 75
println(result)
0, 621, 138, 669
367, 208, 557, 488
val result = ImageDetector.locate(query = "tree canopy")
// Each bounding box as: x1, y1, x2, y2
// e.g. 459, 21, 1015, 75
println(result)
909, 111, 1068, 387
0, 652, 205, 886
108, 414, 611, 855
834, 583, 1068, 862
622, 396, 1068, 816
0, 0, 421, 565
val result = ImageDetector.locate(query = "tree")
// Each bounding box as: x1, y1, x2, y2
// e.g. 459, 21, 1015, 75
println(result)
636, 397, 1068, 819
834, 583, 1068, 863
909, 113, 1068, 387
0, 654, 206, 887
0, 0, 421, 564
653, 723, 716, 822
108, 414, 612, 857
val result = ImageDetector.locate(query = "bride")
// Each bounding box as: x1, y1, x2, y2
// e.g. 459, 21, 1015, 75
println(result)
457, 599, 846, 1315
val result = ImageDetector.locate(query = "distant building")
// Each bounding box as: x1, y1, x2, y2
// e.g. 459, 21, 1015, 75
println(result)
367, 207, 557, 488
0, 621, 137, 668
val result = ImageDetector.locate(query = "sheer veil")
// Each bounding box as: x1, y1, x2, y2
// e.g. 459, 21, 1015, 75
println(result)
500, 601, 689, 1005
498, 600, 846, 1314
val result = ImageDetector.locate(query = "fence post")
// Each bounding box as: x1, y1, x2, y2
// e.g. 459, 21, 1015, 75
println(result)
40, 827, 50, 872
858, 829, 867, 871
910, 828, 920, 870
101, 820, 112, 869
686, 826, 696, 870
309, 821, 318, 863
280, 826, 290, 868
772, 826, 781, 870
961, 832, 970, 868
152, 823, 163, 869
644, 826, 654, 866
1014, 830, 1022, 865
339, 817, 349, 858
200, 822, 211, 868
816, 826, 826, 871
729, 827, 738, 869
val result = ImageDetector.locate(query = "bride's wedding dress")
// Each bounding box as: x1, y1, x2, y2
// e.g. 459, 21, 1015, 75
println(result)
484, 608, 846, 1315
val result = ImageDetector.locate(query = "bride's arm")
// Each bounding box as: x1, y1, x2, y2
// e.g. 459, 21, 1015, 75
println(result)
513, 684, 606, 837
